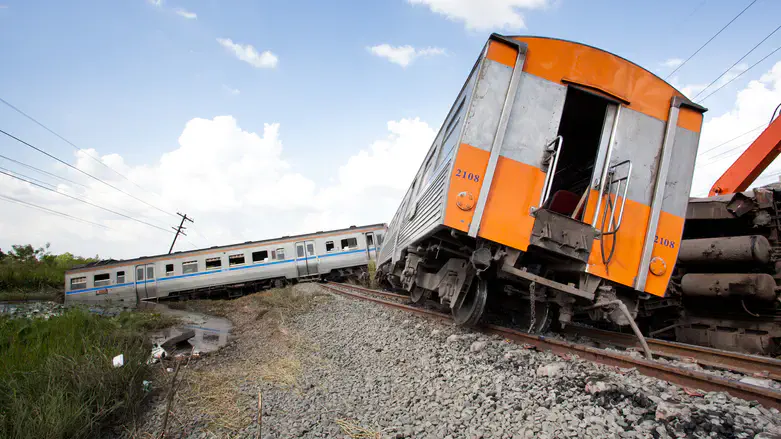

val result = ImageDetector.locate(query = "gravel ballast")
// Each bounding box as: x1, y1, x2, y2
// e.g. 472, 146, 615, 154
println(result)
121, 284, 781, 438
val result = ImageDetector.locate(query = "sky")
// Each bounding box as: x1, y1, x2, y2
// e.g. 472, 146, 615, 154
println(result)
1, 0, 780, 259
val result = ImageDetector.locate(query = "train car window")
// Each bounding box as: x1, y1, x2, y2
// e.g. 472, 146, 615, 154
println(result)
146, 266, 155, 280
341, 238, 358, 250
165, 264, 174, 276
116, 271, 125, 283
377, 234, 384, 246
296, 245, 305, 258
136, 267, 144, 281
94, 273, 110, 287
252, 250, 268, 262
366, 234, 374, 246
306, 243, 315, 256
229, 254, 245, 266
206, 257, 222, 270
325, 241, 335, 252
276, 248, 285, 260
182, 261, 198, 274
71, 276, 87, 290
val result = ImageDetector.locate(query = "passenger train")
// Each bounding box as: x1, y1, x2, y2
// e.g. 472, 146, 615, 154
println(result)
65, 224, 386, 304
377, 34, 707, 334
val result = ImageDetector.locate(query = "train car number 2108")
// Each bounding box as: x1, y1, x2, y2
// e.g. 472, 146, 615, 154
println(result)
455, 169, 480, 182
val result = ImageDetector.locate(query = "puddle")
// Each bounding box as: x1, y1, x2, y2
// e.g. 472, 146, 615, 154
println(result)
140, 302, 232, 355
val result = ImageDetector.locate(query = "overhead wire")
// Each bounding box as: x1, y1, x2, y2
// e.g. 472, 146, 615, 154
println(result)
0, 169, 174, 235
693, 24, 781, 100
699, 44, 781, 102
1, 163, 174, 231
696, 123, 767, 158
700, 140, 755, 165
0, 96, 177, 218
0, 193, 113, 230
666, 0, 758, 79
0, 128, 176, 219
0, 165, 58, 190
0, 153, 89, 189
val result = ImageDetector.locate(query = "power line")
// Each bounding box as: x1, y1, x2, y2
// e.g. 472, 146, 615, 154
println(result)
0, 169, 174, 235
693, 24, 781, 100
699, 140, 754, 166
0, 193, 112, 230
0, 96, 176, 217
0, 128, 175, 219
2, 165, 174, 231
666, 0, 758, 79
696, 123, 767, 158
0, 165, 57, 190
0, 153, 89, 189
699, 44, 781, 102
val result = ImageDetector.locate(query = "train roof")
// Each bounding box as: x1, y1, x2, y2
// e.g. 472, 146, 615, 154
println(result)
504, 34, 692, 100
66, 223, 386, 274
488, 34, 706, 128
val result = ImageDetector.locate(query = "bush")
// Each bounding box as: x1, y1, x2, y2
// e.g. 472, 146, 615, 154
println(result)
0, 243, 97, 297
0, 309, 165, 439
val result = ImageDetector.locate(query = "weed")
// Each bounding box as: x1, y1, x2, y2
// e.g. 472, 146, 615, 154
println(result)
0, 308, 170, 439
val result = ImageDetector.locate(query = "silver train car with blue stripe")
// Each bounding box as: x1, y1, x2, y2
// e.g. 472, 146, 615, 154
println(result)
64, 224, 386, 304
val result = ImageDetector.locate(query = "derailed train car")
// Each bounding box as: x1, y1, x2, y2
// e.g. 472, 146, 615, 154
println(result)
377, 34, 706, 333
65, 224, 385, 304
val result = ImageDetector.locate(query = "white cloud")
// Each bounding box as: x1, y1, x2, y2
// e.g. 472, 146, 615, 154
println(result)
369, 44, 446, 67
175, 8, 197, 19
690, 61, 781, 196
0, 116, 435, 260
222, 85, 240, 96
216, 38, 278, 69
661, 58, 683, 68
407, 0, 547, 30
146, 0, 162, 6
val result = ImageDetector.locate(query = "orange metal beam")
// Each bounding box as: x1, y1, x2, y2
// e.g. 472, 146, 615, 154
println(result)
710, 116, 781, 196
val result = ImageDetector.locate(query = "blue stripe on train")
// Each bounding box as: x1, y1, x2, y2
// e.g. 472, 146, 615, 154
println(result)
66, 247, 377, 295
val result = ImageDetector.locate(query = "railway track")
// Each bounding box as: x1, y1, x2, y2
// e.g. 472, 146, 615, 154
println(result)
320, 281, 781, 410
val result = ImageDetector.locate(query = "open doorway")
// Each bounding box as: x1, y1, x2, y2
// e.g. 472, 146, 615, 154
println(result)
545, 87, 610, 220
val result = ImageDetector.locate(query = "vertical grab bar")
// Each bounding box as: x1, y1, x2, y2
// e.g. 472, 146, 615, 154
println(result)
592, 106, 622, 226
537, 136, 564, 210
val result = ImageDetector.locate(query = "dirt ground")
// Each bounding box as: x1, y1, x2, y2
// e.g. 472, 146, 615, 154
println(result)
111, 284, 328, 438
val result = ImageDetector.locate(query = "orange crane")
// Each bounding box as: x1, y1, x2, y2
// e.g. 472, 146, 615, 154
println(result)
709, 111, 781, 195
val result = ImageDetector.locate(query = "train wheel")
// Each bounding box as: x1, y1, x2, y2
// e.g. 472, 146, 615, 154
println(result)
452, 278, 488, 327
410, 285, 429, 304
522, 301, 552, 334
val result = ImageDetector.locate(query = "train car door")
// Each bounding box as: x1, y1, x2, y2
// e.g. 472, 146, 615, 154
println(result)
295, 241, 319, 277
365, 232, 377, 260
134, 264, 157, 300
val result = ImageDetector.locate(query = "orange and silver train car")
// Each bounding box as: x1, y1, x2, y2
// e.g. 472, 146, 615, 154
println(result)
376, 34, 706, 330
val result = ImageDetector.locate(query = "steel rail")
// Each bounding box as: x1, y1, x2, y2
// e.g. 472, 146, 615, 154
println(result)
320, 282, 781, 410
561, 325, 781, 381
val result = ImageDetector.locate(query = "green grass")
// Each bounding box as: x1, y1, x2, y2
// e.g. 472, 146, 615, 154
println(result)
0, 309, 174, 439
367, 260, 377, 287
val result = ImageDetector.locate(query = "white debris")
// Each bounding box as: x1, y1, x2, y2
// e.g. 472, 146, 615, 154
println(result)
112, 354, 124, 368
585, 381, 615, 394
536, 362, 566, 377
740, 377, 780, 390
470, 341, 487, 353
148, 344, 167, 364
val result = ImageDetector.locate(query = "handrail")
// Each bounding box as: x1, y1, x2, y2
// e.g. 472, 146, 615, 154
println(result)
537, 136, 564, 210
600, 159, 633, 235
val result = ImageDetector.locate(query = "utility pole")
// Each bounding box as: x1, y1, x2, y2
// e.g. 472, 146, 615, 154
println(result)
169, 212, 194, 254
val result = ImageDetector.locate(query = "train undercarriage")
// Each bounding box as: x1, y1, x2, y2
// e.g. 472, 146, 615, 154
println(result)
379, 185, 781, 356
